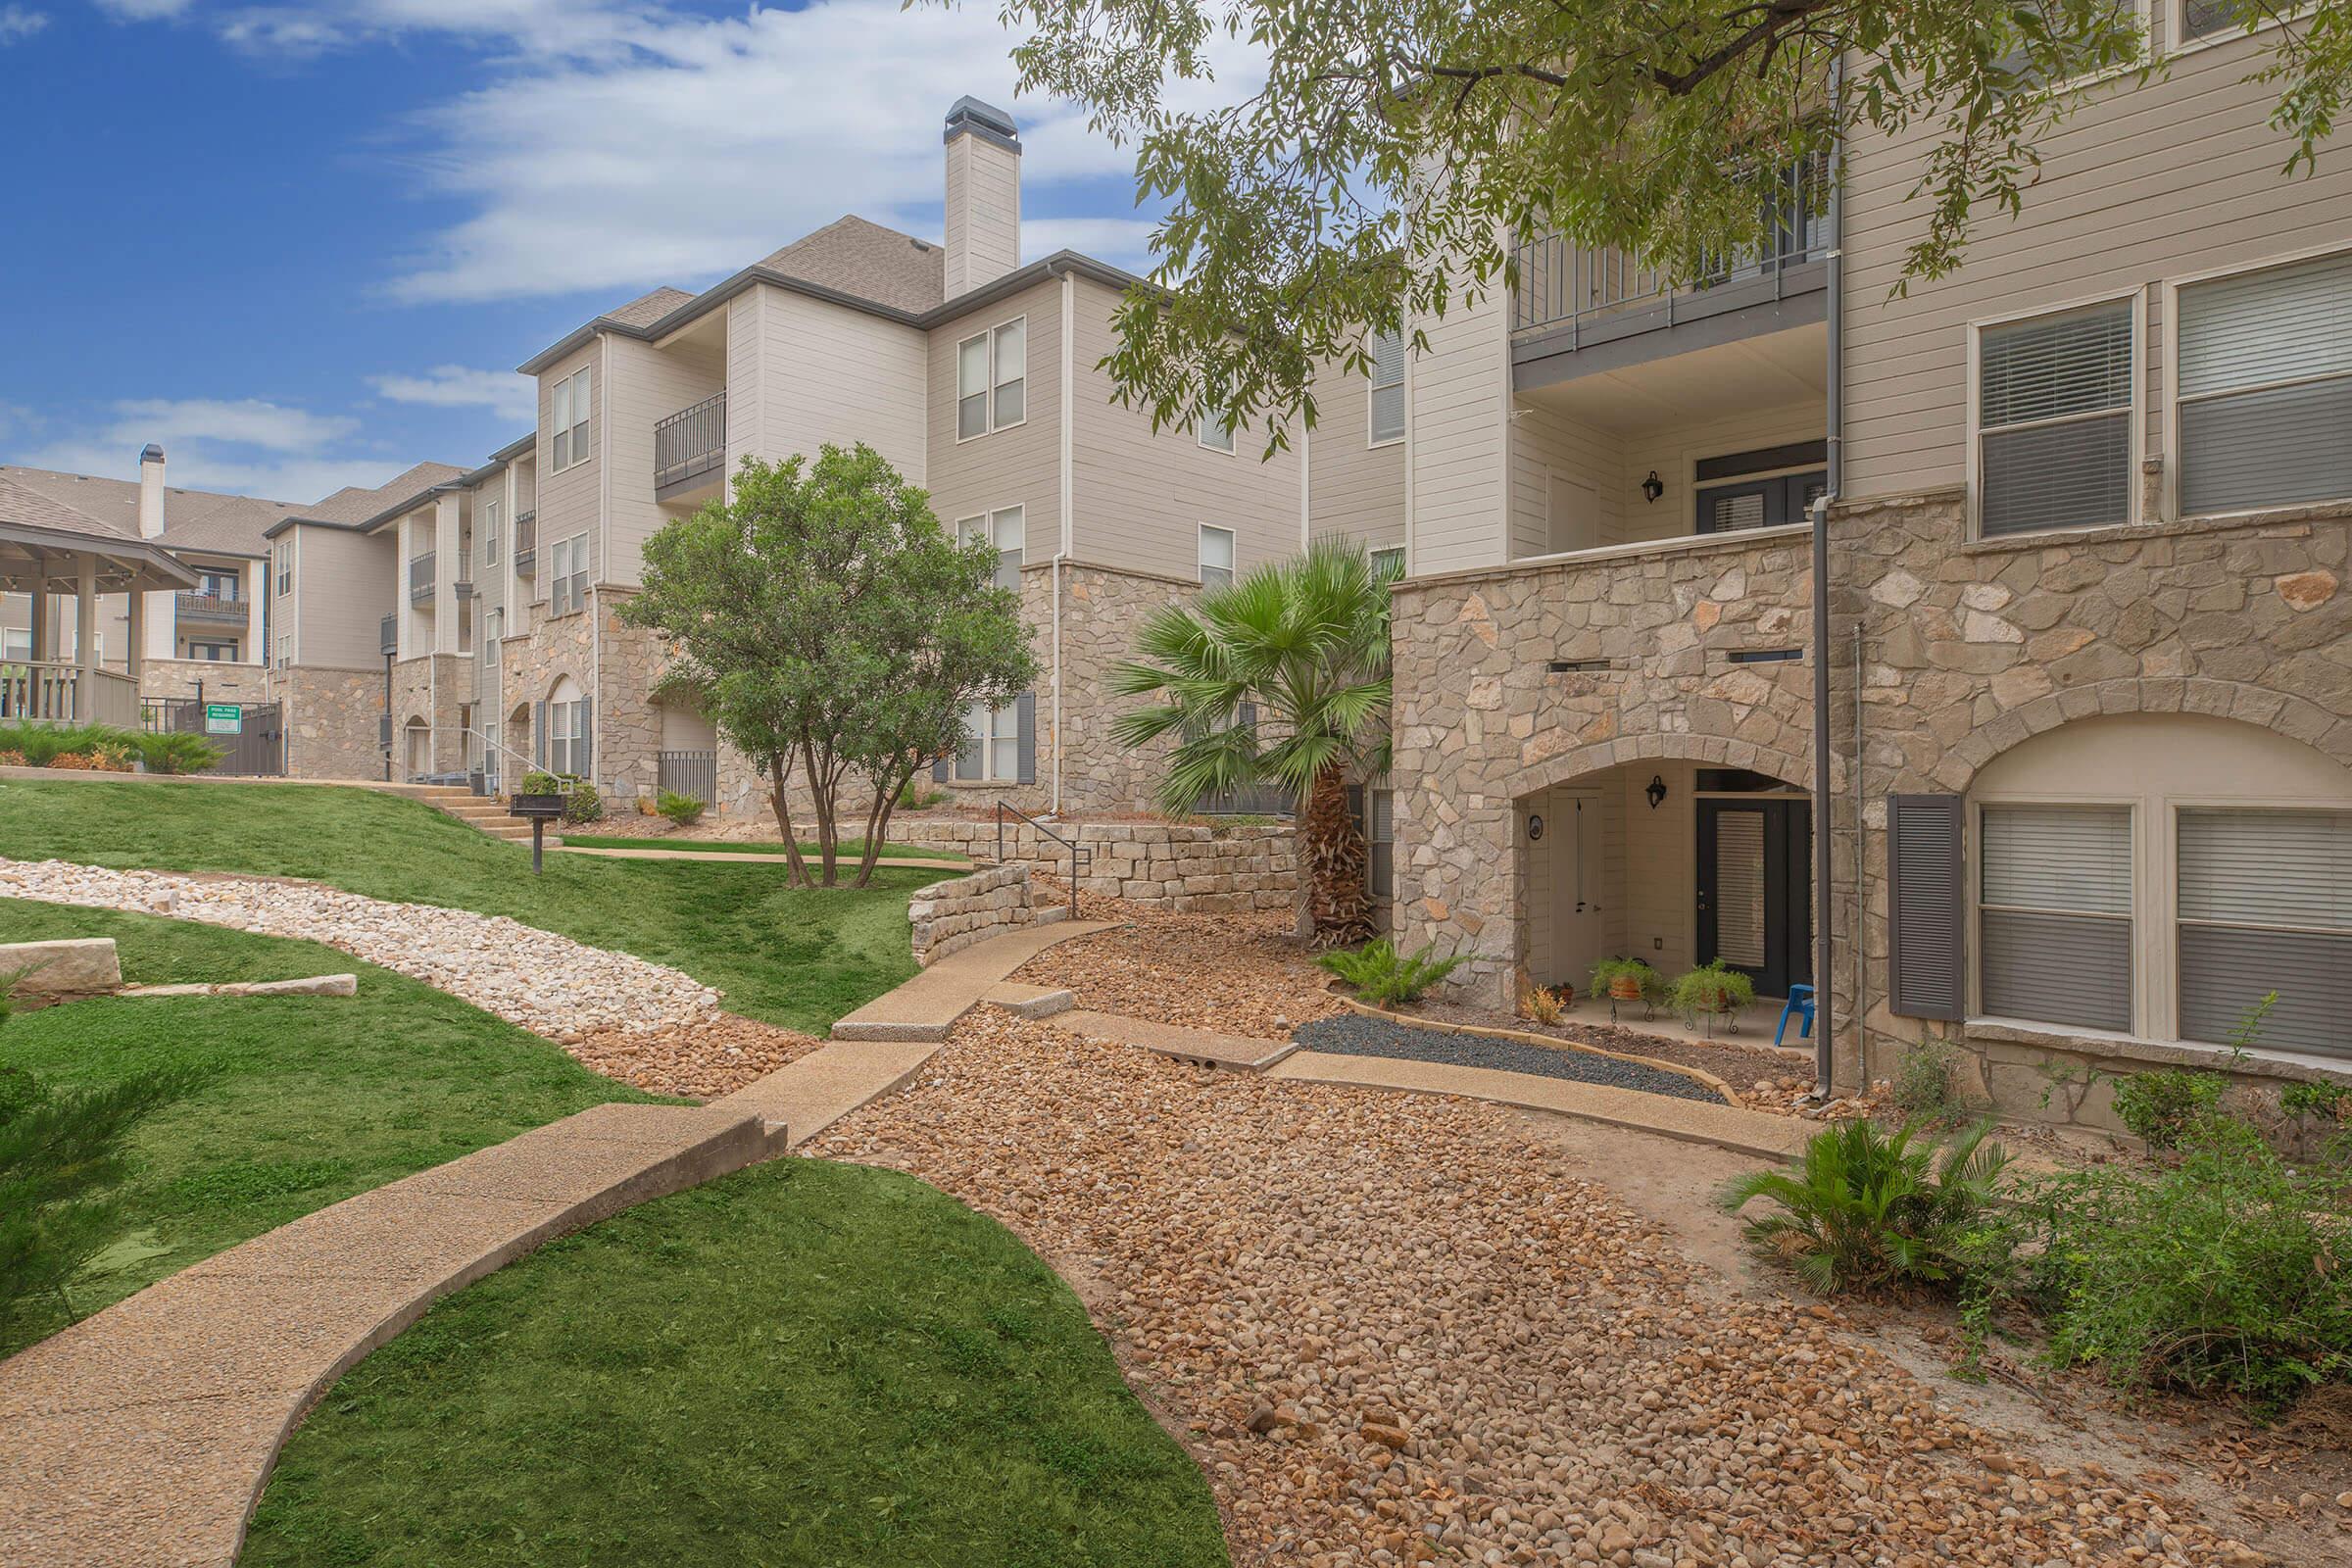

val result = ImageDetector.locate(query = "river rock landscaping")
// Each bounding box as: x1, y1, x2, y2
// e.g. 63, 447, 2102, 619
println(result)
1294, 1012, 1732, 1104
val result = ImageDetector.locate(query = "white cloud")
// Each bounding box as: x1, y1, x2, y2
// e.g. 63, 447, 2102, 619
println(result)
91, 0, 189, 20
1021, 218, 1162, 270
110, 397, 358, 452
16, 398, 396, 503
369, 365, 537, 423
0, 6, 48, 43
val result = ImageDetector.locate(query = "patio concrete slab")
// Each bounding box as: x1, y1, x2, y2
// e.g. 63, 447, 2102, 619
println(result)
1052, 1008, 1303, 1071
1269, 1051, 1815, 1160
829, 919, 1115, 1041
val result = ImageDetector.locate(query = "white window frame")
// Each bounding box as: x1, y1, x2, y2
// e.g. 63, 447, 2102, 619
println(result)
1371, 546, 1405, 578
486, 607, 505, 644
1992, 0, 2154, 90
959, 699, 1021, 782
1199, 405, 1237, 455
482, 498, 501, 565
550, 698, 584, 778
1199, 523, 1237, 590
549, 367, 592, 473
274, 632, 292, 668
1367, 329, 1406, 448
1, 627, 29, 660
187, 641, 237, 662
956, 317, 1027, 441
273, 540, 294, 596
1966, 286, 2144, 541
2160, 238, 2352, 522
549, 533, 591, 616
1971, 796, 2140, 1035
956, 506, 1025, 592
2167, 0, 2307, 58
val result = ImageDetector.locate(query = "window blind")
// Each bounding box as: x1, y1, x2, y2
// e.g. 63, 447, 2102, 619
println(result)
2177, 250, 2352, 514
2178, 808, 2352, 1055
1980, 804, 2133, 1030
1713, 810, 1768, 968
1979, 302, 2133, 536
1369, 331, 1406, 444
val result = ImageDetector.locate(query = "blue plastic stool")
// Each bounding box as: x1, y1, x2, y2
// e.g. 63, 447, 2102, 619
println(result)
1774, 984, 1816, 1048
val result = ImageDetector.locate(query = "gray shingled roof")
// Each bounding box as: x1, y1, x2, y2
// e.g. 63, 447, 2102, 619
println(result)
0, 465, 302, 554
758, 216, 945, 317
606, 287, 698, 329
281, 461, 470, 528
0, 472, 131, 542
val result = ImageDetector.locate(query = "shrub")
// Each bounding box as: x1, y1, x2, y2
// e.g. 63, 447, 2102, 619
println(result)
656, 788, 707, 827
134, 731, 224, 776
2111, 1067, 2228, 1151
2023, 1115, 2352, 1404
1517, 980, 1567, 1027
1719, 1118, 2012, 1297
1671, 958, 1755, 1020
2280, 1079, 2352, 1129
1891, 1041, 1965, 1127
519, 770, 603, 825
897, 778, 947, 811
0, 721, 137, 767
1317, 939, 1467, 1006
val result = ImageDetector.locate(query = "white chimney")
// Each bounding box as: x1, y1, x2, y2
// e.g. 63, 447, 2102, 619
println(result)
943, 97, 1021, 299
137, 443, 167, 538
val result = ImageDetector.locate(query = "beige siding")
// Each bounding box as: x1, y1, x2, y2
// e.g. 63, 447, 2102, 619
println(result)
1842, 23, 2352, 502
1067, 275, 1302, 581
945, 133, 1021, 298
604, 333, 723, 585
535, 342, 603, 589
927, 276, 1062, 560
1307, 356, 1405, 551
292, 525, 396, 670
1508, 401, 1823, 555
741, 282, 927, 483
1406, 287, 1512, 573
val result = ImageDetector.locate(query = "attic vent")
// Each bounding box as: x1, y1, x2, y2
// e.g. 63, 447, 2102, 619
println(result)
909, 238, 933, 251
1547, 659, 1608, 674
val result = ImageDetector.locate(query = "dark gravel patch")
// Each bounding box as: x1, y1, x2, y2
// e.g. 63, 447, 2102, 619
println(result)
1293, 1012, 1730, 1104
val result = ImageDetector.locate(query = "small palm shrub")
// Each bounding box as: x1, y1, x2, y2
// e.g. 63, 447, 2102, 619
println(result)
1318, 939, 1467, 1006
134, 731, 224, 776
1671, 958, 1755, 1020
1719, 1119, 2013, 1296
656, 788, 707, 827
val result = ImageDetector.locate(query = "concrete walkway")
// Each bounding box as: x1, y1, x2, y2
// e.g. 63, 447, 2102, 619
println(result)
830, 919, 1115, 1041
1052, 1008, 1305, 1071
551, 844, 973, 872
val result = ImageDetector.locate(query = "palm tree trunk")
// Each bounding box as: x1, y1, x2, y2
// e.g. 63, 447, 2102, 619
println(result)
1298, 761, 1374, 947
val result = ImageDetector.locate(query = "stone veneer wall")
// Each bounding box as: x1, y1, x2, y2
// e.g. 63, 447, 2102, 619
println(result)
264, 665, 386, 781
906, 863, 1041, 966
387, 654, 469, 777
1831, 486, 2352, 1130
137, 660, 270, 706
895, 819, 1297, 913
1389, 528, 1827, 1005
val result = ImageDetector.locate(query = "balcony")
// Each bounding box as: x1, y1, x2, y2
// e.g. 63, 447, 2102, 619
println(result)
409, 552, 435, 606
174, 591, 247, 626
654, 390, 726, 503
379, 613, 398, 656
0, 661, 140, 728
1510, 156, 1829, 387
514, 511, 537, 575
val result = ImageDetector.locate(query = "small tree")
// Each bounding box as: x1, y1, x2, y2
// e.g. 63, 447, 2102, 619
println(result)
622, 444, 1036, 889
1111, 539, 1396, 945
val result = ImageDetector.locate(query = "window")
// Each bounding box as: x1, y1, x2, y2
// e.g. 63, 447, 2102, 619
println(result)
1199, 405, 1236, 454
1368, 330, 1406, 445
550, 698, 584, 777
550, 534, 591, 615
956, 698, 1025, 781
196, 569, 238, 600
2177, 0, 2233, 38
1367, 787, 1395, 901
2177, 808, 2352, 1054
483, 498, 502, 566
1199, 524, 1236, 590
1371, 547, 1404, 579
1, 628, 27, 660
2176, 249, 2352, 516
549, 367, 592, 471
957, 507, 1024, 592
274, 541, 293, 596
1976, 298, 2135, 536
274, 633, 292, 668
1979, 805, 2133, 1030
187, 641, 236, 662
486, 607, 505, 644
957, 318, 1026, 439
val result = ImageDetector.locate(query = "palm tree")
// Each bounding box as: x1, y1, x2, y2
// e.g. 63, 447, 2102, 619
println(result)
1110, 539, 1396, 946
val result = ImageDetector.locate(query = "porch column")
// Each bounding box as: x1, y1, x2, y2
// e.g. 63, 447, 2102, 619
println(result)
142, 589, 174, 664
27, 582, 48, 663
75, 557, 97, 675
125, 585, 145, 683
244, 559, 266, 662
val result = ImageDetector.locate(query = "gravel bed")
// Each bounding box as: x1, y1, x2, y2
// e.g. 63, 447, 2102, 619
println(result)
1295, 1011, 1731, 1104
1012, 904, 1345, 1039
815, 1009, 2261, 1568
0, 857, 721, 1041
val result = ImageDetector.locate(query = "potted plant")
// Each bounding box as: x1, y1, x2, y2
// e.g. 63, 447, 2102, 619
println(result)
1670, 959, 1756, 1036
1589, 956, 1655, 1004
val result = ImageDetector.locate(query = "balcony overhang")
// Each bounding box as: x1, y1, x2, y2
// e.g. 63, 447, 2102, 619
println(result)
1514, 259, 1827, 395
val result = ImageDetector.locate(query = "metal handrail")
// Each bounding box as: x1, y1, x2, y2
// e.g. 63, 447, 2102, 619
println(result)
995, 801, 1090, 919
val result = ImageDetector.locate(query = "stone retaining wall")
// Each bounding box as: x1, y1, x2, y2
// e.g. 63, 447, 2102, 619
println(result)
907, 863, 1040, 966
894, 819, 1297, 914
265, 665, 385, 781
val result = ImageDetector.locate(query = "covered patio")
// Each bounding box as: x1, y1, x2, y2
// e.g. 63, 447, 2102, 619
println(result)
0, 473, 197, 727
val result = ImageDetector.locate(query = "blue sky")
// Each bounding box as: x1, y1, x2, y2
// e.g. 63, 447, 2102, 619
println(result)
0, 1, 1193, 503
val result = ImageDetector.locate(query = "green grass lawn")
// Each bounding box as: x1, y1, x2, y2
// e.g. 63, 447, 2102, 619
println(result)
0, 902, 659, 1355
560, 831, 969, 863
242, 1159, 1230, 1568
0, 778, 921, 1036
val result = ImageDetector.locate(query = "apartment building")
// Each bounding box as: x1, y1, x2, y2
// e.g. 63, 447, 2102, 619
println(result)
1354, 9, 2352, 1117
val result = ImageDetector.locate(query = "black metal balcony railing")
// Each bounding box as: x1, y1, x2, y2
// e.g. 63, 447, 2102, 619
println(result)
174, 591, 247, 625
658, 750, 718, 807
654, 390, 726, 496
379, 613, 398, 656
1511, 153, 1829, 340
409, 552, 435, 605
514, 511, 537, 575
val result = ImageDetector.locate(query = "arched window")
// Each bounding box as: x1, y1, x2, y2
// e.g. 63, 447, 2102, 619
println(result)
545, 676, 587, 778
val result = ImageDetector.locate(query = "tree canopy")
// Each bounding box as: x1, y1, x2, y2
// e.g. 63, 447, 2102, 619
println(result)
980, 0, 2348, 439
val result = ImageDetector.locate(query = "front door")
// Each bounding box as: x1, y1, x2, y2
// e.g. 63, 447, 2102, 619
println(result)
1547, 793, 1603, 990
1695, 799, 1812, 998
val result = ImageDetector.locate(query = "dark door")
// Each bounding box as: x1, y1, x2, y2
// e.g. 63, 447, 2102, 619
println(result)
1693, 470, 1829, 534
1695, 798, 1812, 998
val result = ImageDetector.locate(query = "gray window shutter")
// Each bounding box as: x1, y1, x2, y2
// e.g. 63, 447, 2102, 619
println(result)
1238, 700, 1257, 733
931, 755, 951, 784
577, 697, 593, 780
1886, 794, 1965, 1021
1015, 690, 1037, 785
533, 701, 547, 768
2177, 251, 2352, 515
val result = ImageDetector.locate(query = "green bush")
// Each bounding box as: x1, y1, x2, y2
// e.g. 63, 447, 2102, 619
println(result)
1670, 958, 1755, 1019
1719, 1118, 2012, 1296
2111, 1067, 2228, 1150
1316, 939, 1467, 1006
896, 778, 947, 811
519, 771, 603, 825
1891, 1041, 1965, 1126
656, 789, 707, 827
134, 731, 225, 776
2023, 1115, 2352, 1404
0, 721, 141, 768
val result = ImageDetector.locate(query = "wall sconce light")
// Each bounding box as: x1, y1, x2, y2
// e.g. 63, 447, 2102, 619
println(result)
1641, 470, 1664, 504
1645, 774, 1668, 810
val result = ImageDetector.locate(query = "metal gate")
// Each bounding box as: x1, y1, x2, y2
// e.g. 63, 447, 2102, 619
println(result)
144, 698, 286, 777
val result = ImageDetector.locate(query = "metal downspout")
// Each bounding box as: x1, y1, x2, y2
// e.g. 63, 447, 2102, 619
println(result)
1811, 71, 1845, 1101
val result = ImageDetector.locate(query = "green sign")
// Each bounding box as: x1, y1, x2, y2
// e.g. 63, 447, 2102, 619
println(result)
204, 704, 242, 735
